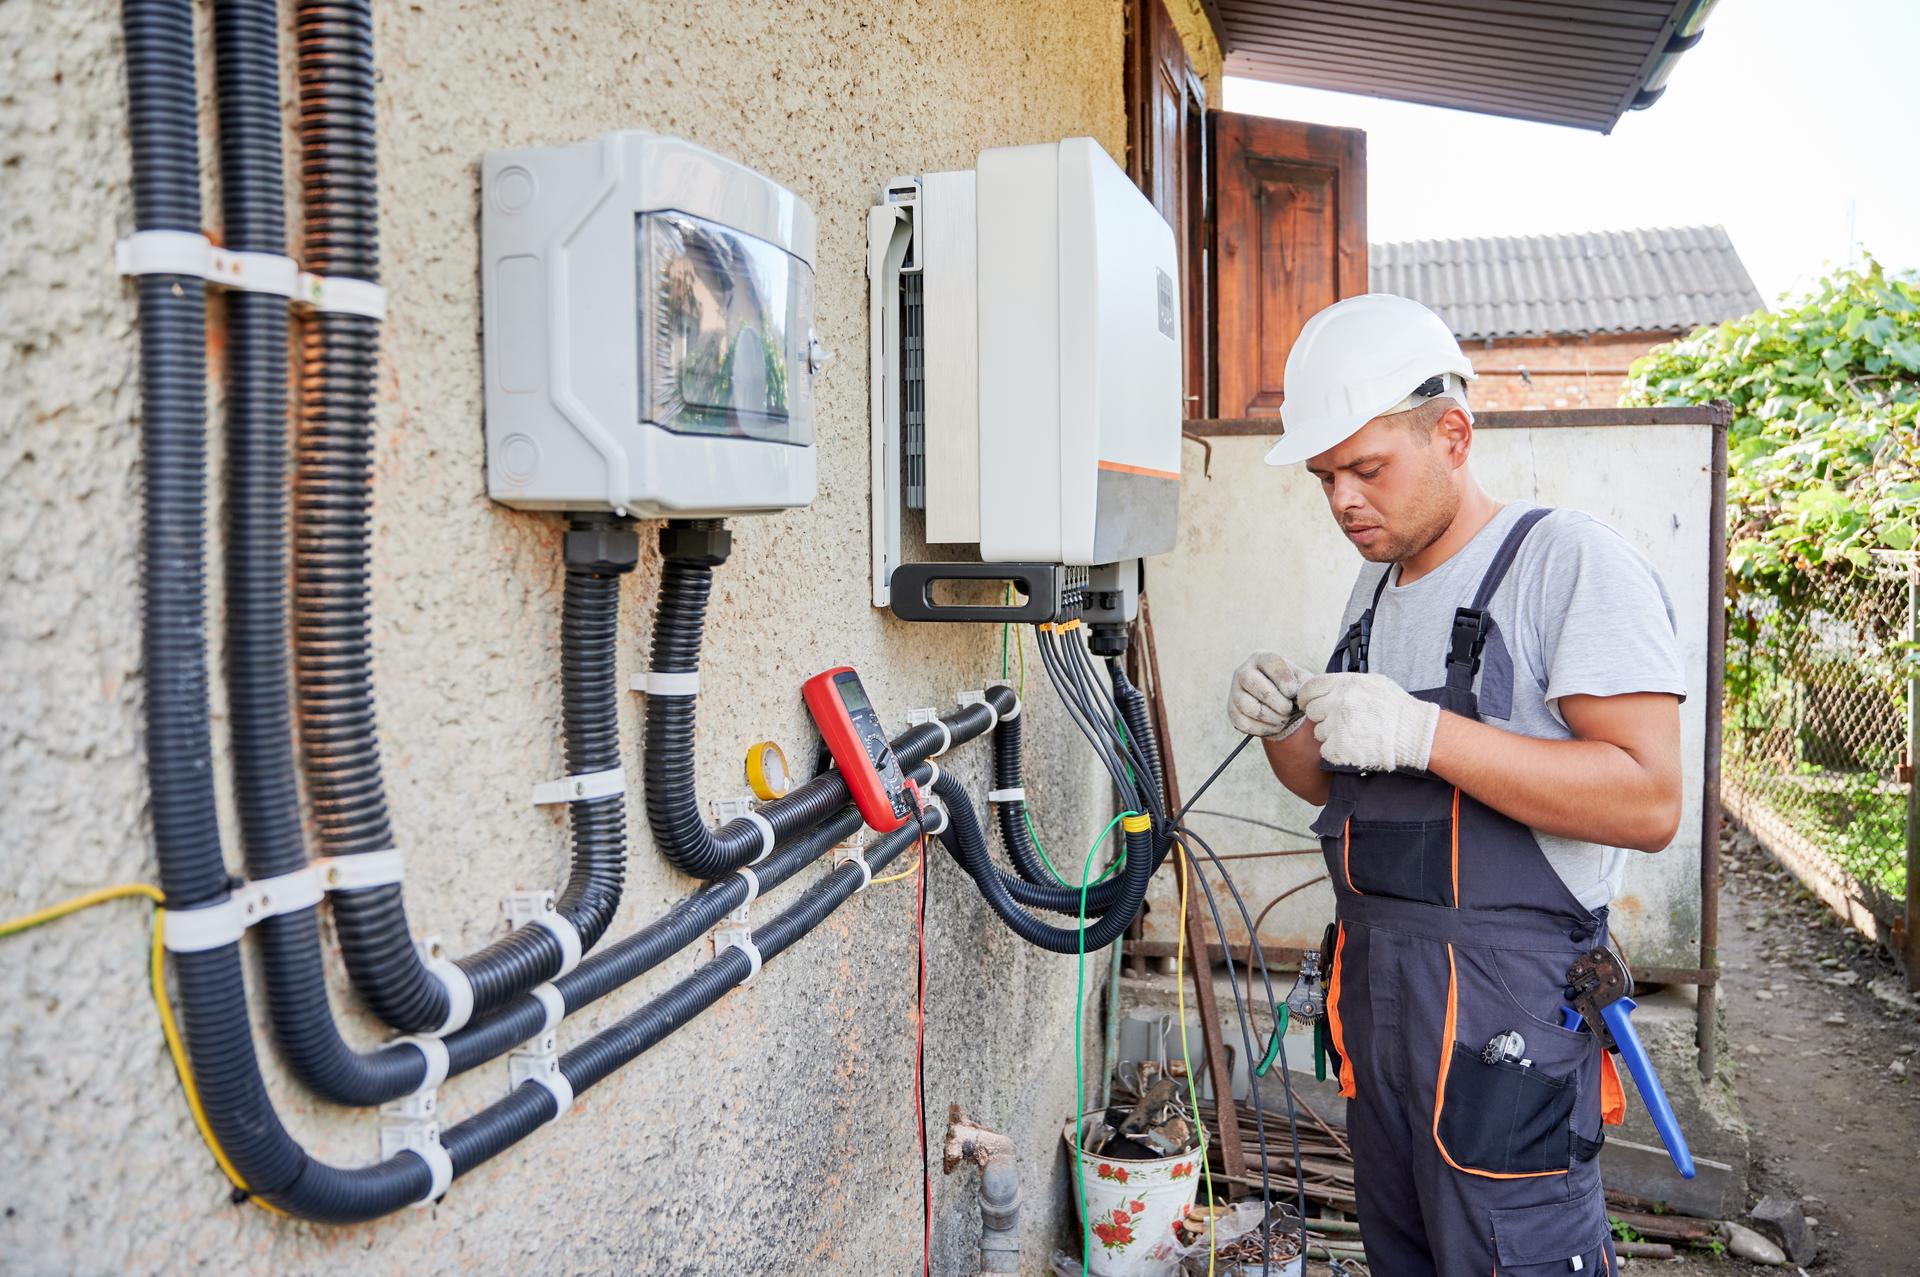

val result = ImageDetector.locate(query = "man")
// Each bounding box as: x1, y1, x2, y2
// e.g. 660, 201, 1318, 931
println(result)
1228, 293, 1685, 1275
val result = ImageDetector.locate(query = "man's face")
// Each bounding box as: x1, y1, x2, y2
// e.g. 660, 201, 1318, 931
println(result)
1304, 410, 1463, 563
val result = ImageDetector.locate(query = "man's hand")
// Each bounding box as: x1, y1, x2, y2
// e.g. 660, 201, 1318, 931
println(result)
1228, 651, 1314, 738
1297, 673, 1441, 772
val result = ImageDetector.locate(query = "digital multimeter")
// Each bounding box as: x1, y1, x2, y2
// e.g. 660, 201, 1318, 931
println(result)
801, 666, 917, 833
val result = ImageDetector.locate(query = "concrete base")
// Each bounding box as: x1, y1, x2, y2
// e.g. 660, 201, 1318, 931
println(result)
1596, 985, 1750, 1221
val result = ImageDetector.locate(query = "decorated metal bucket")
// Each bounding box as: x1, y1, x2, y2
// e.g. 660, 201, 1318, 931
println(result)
1063, 1115, 1204, 1277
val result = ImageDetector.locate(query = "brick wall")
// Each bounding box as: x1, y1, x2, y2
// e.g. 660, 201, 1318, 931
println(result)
1463, 330, 1678, 411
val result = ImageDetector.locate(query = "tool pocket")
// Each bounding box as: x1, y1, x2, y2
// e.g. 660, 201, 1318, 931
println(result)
1489, 1183, 1611, 1274
1342, 815, 1455, 906
1437, 1044, 1576, 1174
1436, 944, 1591, 1179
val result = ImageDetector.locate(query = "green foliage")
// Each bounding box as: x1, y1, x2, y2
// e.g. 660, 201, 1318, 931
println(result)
1609, 1215, 1644, 1245
1623, 260, 1920, 604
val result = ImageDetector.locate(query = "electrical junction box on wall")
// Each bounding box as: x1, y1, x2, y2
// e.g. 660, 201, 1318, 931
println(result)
482, 131, 824, 518
868, 137, 1181, 614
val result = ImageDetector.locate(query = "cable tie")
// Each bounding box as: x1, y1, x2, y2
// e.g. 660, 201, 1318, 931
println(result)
422, 949, 475, 1035
407, 1138, 453, 1206
296, 271, 388, 320
957, 689, 1000, 731
987, 787, 1027, 803
741, 809, 776, 864
633, 670, 700, 696
734, 866, 761, 908
526, 1069, 574, 1124
313, 848, 406, 892
160, 895, 247, 953
393, 1035, 451, 1093
531, 766, 625, 806
529, 982, 566, 1035
532, 912, 583, 976
986, 682, 1023, 721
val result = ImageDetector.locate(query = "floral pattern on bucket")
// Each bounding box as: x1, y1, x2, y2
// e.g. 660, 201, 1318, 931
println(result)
1092, 1199, 1149, 1253
1096, 1163, 1131, 1184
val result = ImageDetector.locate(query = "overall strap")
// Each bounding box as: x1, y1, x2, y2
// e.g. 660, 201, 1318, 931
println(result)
1445, 507, 1553, 692
1339, 566, 1395, 672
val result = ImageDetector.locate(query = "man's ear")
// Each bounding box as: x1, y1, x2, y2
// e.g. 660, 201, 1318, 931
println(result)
1436, 405, 1474, 469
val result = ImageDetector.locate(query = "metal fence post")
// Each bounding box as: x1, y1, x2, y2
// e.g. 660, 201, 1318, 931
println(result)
1905, 561, 1919, 991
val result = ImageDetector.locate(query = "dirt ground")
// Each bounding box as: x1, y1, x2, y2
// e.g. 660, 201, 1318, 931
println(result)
1302, 824, 1920, 1277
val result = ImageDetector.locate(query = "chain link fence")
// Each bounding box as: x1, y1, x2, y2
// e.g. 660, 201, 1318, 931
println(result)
1722, 552, 1917, 940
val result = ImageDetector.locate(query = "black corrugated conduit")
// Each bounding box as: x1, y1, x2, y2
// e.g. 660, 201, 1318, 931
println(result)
932, 770, 1153, 954
642, 523, 1010, 880
283, 0, 656, 1036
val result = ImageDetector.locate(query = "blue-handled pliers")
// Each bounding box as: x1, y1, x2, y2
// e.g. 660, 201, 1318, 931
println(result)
1561, 946, 1695, 1180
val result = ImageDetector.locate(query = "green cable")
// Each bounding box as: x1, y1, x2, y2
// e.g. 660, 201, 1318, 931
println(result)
1256, 1006, 1289, 1077
1075, 810, 1137, 1277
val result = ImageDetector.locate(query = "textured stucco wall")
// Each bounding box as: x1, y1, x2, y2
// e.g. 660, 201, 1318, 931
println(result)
0, 2, 1130, 1272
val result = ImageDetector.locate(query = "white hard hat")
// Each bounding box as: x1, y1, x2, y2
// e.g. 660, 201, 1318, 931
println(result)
1264, 293, 1476, 465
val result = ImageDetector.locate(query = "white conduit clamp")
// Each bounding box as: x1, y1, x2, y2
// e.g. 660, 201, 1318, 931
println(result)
741, 809, 776, 865
529, 982, 566, 1036
986, 681, 1023, 721
957, 689, 1000, 731
526, 1069, 575, 1125
408, 1138, 453, 1206
908, 708, 953, 756
296, 271, 387, 320
631, 670, 700, 696
920, 758, 942, 790
161, 867, 328, 953
923, 799, 951, 837
987, 786, 1027, 804
312, 848, 406, 892
115, 230, 300, 297
734, 866, 761, 910
531, 766, 626, 806
531, 911, 584, 977
712, 925, 763, 984
840, 848, 873, 894
422, 950, 476, 1036
393, 1035, 451, 1094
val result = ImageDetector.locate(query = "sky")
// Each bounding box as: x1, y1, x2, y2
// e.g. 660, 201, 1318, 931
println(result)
1224, 0, 1920, 305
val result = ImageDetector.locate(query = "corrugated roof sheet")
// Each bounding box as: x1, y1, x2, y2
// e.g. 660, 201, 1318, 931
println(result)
1369, 226, 1765, 341
1219, 0, 1706, 134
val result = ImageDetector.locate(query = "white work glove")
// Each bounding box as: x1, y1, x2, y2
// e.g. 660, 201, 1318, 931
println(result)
1296, 673, 1441, 772
1227, 651, 1314, 738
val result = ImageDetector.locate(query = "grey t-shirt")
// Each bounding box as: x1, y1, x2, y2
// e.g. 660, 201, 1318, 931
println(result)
1334, 501, 1686, 911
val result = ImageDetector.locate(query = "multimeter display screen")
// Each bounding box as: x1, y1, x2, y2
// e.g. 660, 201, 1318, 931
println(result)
835, 674, 871, 713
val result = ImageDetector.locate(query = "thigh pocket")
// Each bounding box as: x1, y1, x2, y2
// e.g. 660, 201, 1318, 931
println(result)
1437, 1044, 1576, 1175
1490, 1183, 1610, 1273
1344, 817, 1454, 906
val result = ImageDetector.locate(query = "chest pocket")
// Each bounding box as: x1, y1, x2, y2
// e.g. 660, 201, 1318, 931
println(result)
1476, 622, 1515, 722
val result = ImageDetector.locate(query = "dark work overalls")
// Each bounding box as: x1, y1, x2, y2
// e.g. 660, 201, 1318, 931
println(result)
1314, 509, 1622, 1275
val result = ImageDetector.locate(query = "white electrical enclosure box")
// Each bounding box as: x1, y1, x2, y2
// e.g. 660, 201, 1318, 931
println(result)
868, 138, 1180, 604
976, 139, 1182, 564
482, 132, 820, 517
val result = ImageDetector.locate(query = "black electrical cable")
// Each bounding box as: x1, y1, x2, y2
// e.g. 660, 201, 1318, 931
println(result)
1177, 822, 1311, 1269
1184, 808, 1319, 842
1175, 835, 1278, 1268
1034, 629, 1135, 806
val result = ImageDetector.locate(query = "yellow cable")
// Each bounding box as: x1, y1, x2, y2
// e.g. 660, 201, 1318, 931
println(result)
0, 882, 162, 936
871, 858, 921, 886
149, 910, 285, 1215
1, 883, 283, 1216
1173, 843, 1216, 1275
